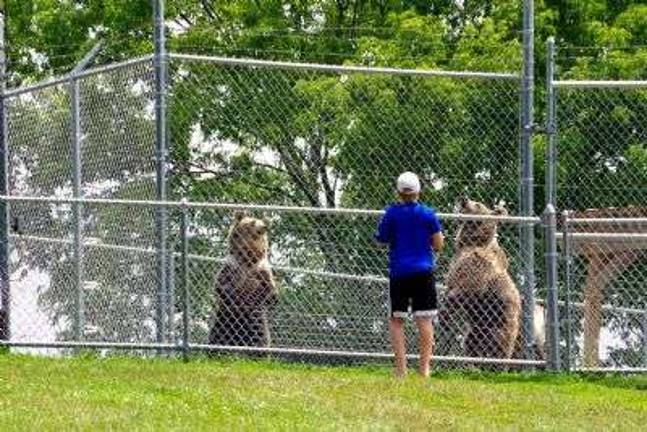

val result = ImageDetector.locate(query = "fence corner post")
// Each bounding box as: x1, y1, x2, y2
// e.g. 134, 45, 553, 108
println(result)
543, 204, 560, 371
519, 0, 537, 361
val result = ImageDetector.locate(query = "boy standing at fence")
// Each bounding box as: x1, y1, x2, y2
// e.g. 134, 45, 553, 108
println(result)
375, 172, 444, 378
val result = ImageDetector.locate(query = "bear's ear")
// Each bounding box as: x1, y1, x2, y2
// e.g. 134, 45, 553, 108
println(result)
493, 200, 508, 216
453, 196, 469, 214
233, 211, 248, 223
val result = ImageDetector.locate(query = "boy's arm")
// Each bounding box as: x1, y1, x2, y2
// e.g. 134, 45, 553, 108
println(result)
431, 231, 444, 253
428, 209, 444, 253
374, 209, 391, 245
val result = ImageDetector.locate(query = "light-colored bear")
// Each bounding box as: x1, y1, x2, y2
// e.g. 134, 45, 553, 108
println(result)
442, 198, 544, 362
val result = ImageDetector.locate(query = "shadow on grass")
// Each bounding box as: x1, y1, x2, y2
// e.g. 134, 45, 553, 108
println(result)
189, 351, 647, 391
434, 368, 647, 391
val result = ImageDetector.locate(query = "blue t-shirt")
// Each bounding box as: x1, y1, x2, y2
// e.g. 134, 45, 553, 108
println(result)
375, 202, 442, 278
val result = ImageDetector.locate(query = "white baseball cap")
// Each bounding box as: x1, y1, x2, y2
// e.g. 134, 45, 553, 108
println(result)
396, 171, 421, 193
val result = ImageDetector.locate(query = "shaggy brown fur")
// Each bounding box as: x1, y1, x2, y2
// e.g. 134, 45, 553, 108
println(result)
208, 212, 278, 347
442, 198, 522, 360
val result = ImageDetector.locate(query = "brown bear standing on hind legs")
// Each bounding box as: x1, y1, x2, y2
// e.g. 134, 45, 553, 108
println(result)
208, 212, 278, 348
440, 198, 545, 365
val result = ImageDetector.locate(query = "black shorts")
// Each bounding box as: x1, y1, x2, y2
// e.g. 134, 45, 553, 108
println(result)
389, 271, 437, 318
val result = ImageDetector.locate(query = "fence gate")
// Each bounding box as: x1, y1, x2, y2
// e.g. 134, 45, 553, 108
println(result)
548, 45, 647, 371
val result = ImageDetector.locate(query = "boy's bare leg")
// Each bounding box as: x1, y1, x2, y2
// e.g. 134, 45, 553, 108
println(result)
415, 316, 434, 377
389, 317, 407, 378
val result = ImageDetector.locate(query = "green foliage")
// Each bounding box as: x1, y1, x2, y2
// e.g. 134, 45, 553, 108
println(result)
6, 0, 153, 84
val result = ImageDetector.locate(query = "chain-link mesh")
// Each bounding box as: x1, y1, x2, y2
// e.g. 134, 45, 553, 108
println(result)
5, 196, 545, 366
555, 86, 647, 210
553, 79, 646, 371
183, 202, 543, 367
168, 57, 520, 212
7, 84, 72, 196
8, 200, 74, 348
6, 82, 75, 352
7, 200, 174, 352
562, 214, 647, 371
6, 59, 156, 200
78, 59, 157, 200
163, 57, 545, 367
4, 59, 161, 353
186, 207, 389, 354
81, 202, 163, 343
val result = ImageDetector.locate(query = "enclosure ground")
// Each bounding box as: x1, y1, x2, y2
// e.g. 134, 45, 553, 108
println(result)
0, 354, 645, 431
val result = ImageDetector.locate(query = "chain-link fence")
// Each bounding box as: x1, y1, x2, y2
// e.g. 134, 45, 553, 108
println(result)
553, 83, 647, 211
1, 47, 645, 371
561, 213, 647, 371
548, 46, 647, 370
167, 55, 521, 211
6, 57, 156, 199
7, 198, 168, 350
4, 195, 546, 369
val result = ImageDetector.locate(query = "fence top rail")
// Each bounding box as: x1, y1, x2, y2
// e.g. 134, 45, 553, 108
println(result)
170, 53, 520, 81
558, 231, 647, 243
553, 79, 647, 89
567, 217, 647, 224
0, 195, 541, 223
4, 55, 154, 99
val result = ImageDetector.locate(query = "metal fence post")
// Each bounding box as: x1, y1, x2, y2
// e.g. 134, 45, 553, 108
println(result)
0, 8, 9, 342
180, 199, 189, 362
167, 246, 175, 342
543, 204, 560, 371
562, 210, 573, 371
165, 104, 175, 344
68, 42, 102, 343
153, 0, 168, 345
70, 77, 84, 341
545, 37, 557, 207
520, 0, 536, 359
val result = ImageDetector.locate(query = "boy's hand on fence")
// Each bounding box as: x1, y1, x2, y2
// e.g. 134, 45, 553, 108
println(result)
431, 232, 444, 253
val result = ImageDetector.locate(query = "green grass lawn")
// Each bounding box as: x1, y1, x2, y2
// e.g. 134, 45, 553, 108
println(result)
0, 354, 645, 431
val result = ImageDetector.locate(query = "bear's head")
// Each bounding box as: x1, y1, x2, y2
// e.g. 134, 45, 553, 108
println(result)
228, 211, 269, 265
454, 197, 508, 250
